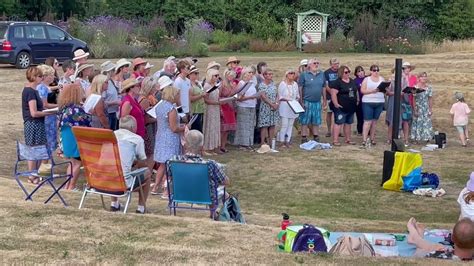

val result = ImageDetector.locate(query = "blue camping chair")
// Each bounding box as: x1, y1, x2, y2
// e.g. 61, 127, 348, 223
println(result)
166, 160, 223, 219
14, 141, 72, 206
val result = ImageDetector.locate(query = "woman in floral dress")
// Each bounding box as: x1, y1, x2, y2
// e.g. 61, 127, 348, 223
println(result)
257, 68, 279, 144
410, 72, 434, 143
58, 84, 91, 190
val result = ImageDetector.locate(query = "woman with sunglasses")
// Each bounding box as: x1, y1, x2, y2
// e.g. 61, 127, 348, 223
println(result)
203, 69, 223, 155
411, 72, 434, 143
330, 66, 358, 145
353, 66, 366, 135
234, 67, 260, 150
360, 64, 385, 147
257, 68, 279, 145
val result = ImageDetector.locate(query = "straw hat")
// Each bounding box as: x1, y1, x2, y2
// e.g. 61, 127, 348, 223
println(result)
100, 61, 116, 73
207, 61, 221, 70
158, 76, 173, 90
132, 57, 147, 69
73, 49, 89, 61
256, 144, 272, 154
467, 172, 474, 191
183, 57, 198, 65
300, 59, 308, 66
76, 63, 94, 75
115, 58, 131, 72
226, 56, 240, 66
187, 65, 199, 76
121, 78, 140, 93
166, 56, 176, 62
144, 62, 154, 70
402, 62, 416, 70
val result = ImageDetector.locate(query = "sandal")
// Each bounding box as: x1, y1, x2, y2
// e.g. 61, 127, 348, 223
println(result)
27, 176, 39, 184
332, 142, 341, 146
220, 148, 228, 153
345, 140, 356, 145
371, 140, 377, 146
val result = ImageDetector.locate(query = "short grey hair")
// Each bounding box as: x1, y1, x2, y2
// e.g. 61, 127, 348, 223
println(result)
119, 115, 137, 132
185, 130, 204, 153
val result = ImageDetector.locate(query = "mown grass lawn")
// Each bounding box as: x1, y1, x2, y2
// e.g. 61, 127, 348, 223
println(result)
0, 52, 472, 264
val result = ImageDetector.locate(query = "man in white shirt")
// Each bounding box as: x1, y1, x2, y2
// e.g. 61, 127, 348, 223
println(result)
112, 115, 151, 214
174, 60, 192, 116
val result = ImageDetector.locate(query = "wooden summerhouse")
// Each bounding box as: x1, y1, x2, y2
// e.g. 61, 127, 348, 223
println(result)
296, 10, 329, 50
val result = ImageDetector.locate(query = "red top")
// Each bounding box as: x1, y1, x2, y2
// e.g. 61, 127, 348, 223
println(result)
120, 94, 146, 138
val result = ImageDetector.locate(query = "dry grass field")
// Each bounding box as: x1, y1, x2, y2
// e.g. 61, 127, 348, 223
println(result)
0, 51, 473, 264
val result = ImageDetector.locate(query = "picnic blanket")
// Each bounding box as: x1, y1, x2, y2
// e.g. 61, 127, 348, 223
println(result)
329, 231, 449, 257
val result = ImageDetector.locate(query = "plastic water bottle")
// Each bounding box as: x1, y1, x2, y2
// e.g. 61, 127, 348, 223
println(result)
281, 213, 291, 242
271, 138, 276, 150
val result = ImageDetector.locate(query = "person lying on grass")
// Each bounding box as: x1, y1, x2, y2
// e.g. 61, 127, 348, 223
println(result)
168, 129, 229, 206
407, 217, 474, 261
112, 115, 151, 214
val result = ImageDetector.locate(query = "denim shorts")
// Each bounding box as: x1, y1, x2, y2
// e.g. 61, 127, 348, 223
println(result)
334, 108, 354, 125
362, 102, 384, 121
456, 125, 467, 134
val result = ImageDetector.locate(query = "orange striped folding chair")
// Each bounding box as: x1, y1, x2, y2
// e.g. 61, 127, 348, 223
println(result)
72, 126, 146, 214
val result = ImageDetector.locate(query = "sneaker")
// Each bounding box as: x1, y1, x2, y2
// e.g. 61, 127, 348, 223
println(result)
135, 209, 146, 214
359, 141, 367, 149
313, 135, 320, 142
325, 132, 331, 137
301, 136, 308, 144
110, 204, 121, 212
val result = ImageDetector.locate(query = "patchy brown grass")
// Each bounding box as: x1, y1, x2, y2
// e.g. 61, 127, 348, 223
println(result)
0, 52, 473, 264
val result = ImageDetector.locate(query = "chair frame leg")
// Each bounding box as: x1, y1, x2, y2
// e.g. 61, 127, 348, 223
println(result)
78, 190, 88, 209
123, 192, 131, 214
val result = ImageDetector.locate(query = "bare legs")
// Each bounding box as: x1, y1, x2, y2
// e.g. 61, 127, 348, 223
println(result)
66, 158, 81, 190
151, 163, 167, 196
333, 124, 353, 144
362, 120, 376, 143
260, 126, 276, 144
220, 131, 229, 152
407, 217, 444, 255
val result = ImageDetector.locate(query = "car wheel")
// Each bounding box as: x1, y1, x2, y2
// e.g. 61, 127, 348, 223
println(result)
16, 51, 31, 69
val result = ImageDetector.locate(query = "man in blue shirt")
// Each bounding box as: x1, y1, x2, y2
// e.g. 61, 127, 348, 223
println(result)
324, 58, 340, 137
298, 58, 328, 143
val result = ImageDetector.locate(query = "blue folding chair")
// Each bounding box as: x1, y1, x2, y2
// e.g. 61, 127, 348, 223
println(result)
166, 160, 222, 219
14, 141, 72, 206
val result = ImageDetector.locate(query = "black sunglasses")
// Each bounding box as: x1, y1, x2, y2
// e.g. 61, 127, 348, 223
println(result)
371, 69, 380, 72
344, 70, 351, 74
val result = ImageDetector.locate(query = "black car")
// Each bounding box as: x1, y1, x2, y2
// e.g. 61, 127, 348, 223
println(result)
0, 21, 88, 68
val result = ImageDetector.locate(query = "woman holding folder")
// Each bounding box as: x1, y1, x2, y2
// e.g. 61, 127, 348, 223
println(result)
278, 69, 300, 147
234, 67, 259, 149
360, 64, 386, 147
203, 69, 222, 155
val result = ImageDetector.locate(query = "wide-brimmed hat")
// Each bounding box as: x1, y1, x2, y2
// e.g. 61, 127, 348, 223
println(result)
187, 65, 199, 76
207, 61, 221, 70
467, 172, 474, 191
166, 56, 176, 62
100, 61, 116, 73
182, 57, 198, 65
144, 62, 154, 70
256, 144, 272, 154
132, 57, 147, 69
158, 76, 173, 90
73, 49, 89, 61
115, 58, 131, 72
76, 63, 94, 75
300, 59, 308, 66
402, 62, 416, 70
226, 56, 240, 66
121, 78, 140, 93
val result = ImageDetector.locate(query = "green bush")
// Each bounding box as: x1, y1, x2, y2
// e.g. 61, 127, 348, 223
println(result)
250, 13, 287, 40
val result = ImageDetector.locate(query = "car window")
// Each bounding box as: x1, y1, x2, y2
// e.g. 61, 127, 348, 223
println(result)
46, 26, 66, 40
25, 25, 47, 39
0, 25, 7, 39
13, 26, 25, 39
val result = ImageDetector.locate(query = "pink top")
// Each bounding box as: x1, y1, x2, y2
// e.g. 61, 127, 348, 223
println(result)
120, 94, 146, 138
407, 75, 417, 87
450, 102, 471, 126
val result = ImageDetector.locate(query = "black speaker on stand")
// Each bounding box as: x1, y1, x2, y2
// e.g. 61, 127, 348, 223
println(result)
381, 58, 403, 186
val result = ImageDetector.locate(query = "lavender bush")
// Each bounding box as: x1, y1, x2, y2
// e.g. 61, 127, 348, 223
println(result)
183, 18, 214, 56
